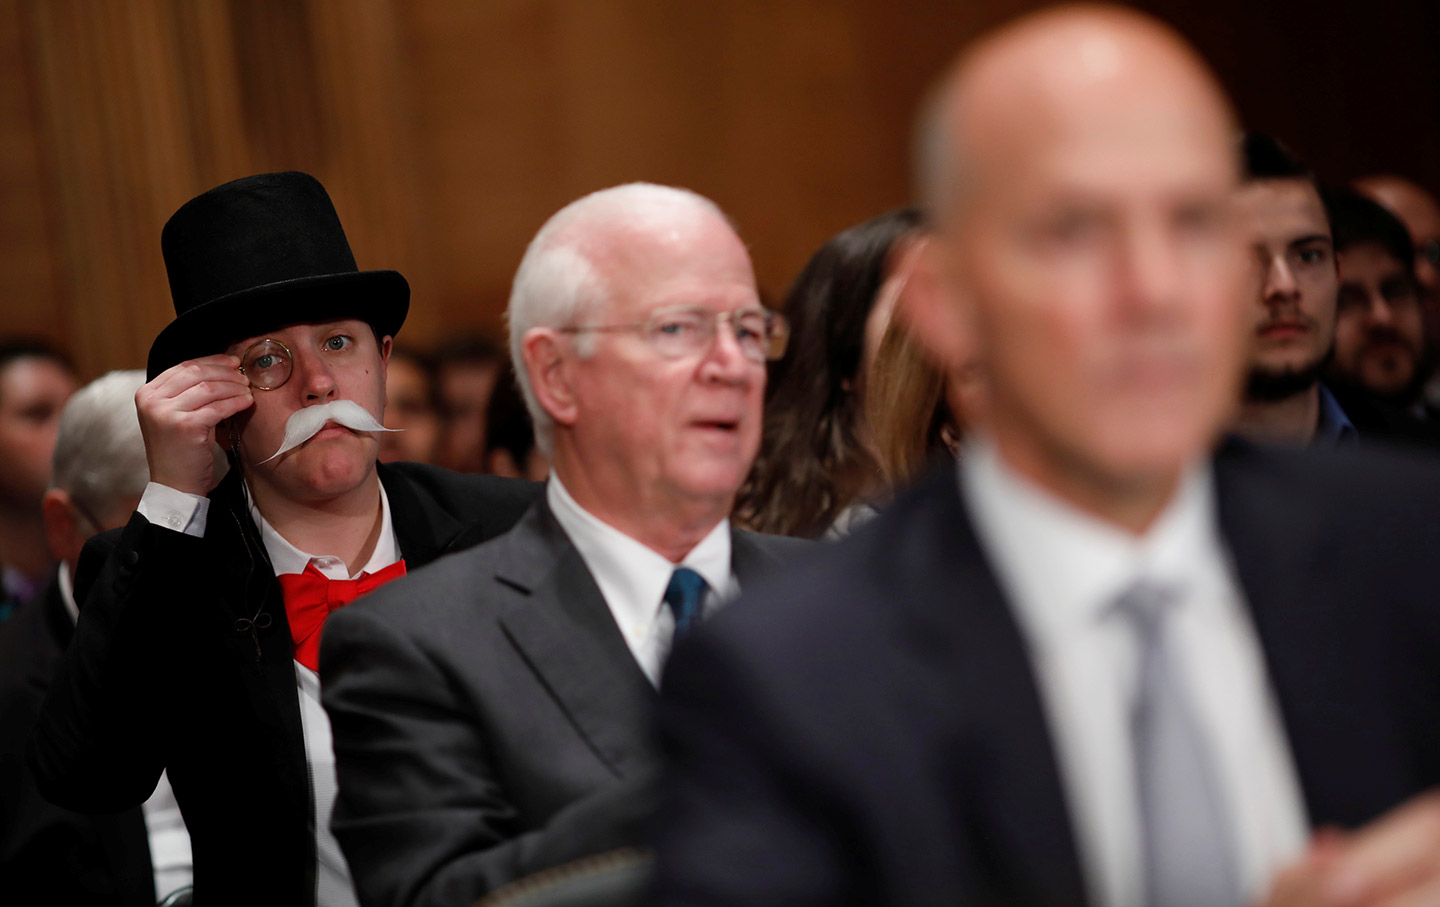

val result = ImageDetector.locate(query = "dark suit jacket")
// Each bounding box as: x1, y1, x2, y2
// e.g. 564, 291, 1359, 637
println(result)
319, 497, 809, 907
1327, 381, 1440, 449
1, 575, 154, 907
652, 443, 1440, 906
27, 462, 538, 907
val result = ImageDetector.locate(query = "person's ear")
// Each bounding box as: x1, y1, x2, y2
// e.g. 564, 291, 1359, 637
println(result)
895, 235, 979, 374
41, 488, 82, 566
521, 329, 579, 430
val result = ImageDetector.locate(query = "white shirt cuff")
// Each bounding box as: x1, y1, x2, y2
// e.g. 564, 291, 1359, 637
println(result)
137, 482, 210, 538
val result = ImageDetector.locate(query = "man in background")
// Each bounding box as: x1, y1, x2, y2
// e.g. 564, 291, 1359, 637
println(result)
0, 341, 77, 620
1231, 134, 1352, 447
378, 347, 442, 464
0, 370, 191, 905
434, 335, 505, 473
1355, 175, 1440, 413
1325, 189, 1429, 410
482, 370, 549, 480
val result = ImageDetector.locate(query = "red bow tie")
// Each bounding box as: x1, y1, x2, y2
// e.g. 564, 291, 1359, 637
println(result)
277, 559, 407, 670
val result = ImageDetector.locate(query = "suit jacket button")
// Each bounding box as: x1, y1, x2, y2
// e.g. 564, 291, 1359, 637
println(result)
123, 550, 140, 567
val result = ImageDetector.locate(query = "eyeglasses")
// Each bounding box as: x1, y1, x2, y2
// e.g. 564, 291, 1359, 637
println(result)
236, 339, 293, 390
558, 306, 789, 363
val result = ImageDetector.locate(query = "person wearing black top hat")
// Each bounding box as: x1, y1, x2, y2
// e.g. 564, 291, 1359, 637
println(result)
27, 172, 539, 907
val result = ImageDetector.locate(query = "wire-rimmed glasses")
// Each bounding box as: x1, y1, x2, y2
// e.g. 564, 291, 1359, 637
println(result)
237, 339, 294, 390
558, 306, 789, 363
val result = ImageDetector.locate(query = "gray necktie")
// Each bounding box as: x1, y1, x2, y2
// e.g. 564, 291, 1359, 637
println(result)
1114, 580, 1241, 907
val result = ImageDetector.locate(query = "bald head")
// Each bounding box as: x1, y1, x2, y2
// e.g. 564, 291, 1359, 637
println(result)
907, 5, 1250, 531
508, 183, 751, 454
920, 5, 1237, 225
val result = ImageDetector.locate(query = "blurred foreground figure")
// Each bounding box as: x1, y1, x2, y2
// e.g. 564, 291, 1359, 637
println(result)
654, 7, 1440, 907
321, 184, 804, 906
1, 371, 190, 905
0, 341, 77, 620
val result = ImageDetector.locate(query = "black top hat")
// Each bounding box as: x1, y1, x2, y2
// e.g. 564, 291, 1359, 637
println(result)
146, 171, 409, 380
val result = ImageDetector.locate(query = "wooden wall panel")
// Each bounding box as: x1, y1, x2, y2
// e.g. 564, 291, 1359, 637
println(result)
0, 0, 63, 344
23, 0, 202, 375
0, 0, 1436, 376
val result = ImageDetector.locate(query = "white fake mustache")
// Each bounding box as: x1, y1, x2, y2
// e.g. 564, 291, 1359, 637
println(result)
259, 399, 400, 463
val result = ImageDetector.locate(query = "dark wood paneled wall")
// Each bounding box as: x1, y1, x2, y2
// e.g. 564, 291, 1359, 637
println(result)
1, 0, 1436, 378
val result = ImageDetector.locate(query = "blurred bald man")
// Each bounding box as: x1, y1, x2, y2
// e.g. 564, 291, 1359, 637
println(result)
653, 7, 1440, 907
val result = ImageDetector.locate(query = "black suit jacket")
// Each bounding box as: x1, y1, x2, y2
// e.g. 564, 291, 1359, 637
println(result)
27, 463, 538, 907
319, 497, 810, 907
652, 443, 1440, 906
1, 575, 154, 907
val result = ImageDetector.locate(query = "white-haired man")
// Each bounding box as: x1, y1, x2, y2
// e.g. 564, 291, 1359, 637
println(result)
321, 183, 807, 907
1, 371, 191, 905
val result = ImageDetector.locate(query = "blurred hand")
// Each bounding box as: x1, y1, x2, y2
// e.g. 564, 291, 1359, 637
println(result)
1263, 791, 1440, 907
136, 355, 252, 496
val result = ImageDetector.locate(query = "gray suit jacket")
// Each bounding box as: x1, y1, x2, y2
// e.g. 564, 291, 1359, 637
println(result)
319, 496, 807, 907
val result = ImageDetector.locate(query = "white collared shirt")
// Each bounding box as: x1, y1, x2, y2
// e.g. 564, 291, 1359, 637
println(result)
137, 478, 393, 907
57, 562, 194, 901
546, 473, 737, 687
959, 438, 1308, 907
248, 485, 396, 907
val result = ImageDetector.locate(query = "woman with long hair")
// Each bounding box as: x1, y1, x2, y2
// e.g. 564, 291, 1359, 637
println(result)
733, 207, 924, 538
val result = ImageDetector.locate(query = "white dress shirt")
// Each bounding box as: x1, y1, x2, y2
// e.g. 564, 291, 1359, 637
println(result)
137, 479, 397, 907
546, 474, 737, 687
57, 562, 194, 901
959, 438, 1309, 907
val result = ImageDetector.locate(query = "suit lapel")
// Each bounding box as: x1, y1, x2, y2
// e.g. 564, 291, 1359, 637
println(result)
379, 462, 464, 568
1213, 444, 1408, 828
496, 500, 657, 778
915, 468, 1091, 905
205, 471, 312, 824
730, 529, 783, 587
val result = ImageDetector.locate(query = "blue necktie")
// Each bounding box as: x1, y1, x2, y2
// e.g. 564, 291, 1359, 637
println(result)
664, 567, 709, 640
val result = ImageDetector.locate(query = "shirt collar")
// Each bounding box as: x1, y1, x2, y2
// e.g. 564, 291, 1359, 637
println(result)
1314, 383, 1359, 448
247, 481, 400, 579
546, 471, 734, 623
58, 562, 78, 625
959, 436, 1220, 641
